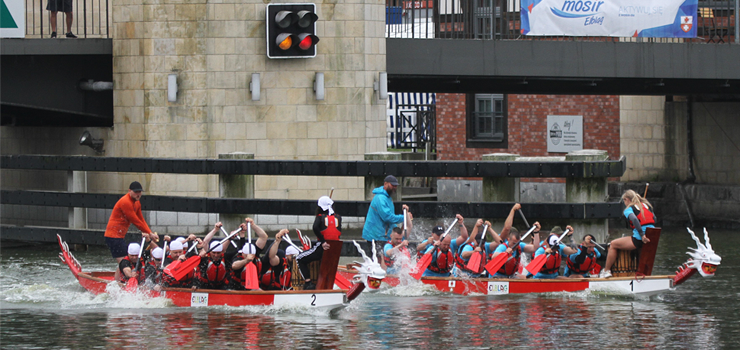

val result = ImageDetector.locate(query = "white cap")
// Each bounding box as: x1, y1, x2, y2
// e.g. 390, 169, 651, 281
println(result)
169, 241, 183, 251
286, 246, 300, 256
548, 235, 560, 246
152, 247, 164, 259
127, 243, 141, 255
175, 237, 187, 243
209, 241, 223, 252
241, 243, 256, 255
318, 196, 334, 215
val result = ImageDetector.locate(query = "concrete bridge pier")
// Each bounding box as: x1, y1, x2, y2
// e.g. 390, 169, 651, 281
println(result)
219, 153, 254, 237
566, 150, 609, 243
68, 170, 88, 251
364, 152, 403, 202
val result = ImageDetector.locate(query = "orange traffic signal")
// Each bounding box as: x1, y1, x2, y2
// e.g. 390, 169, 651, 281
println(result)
266, 4, 320, 59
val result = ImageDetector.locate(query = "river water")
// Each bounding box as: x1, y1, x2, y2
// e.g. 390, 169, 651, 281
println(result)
1, 227, 738, 349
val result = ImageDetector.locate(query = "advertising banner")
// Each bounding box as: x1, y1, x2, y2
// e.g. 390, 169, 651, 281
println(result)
521, 0, 697, 38
1, 0, 25, 38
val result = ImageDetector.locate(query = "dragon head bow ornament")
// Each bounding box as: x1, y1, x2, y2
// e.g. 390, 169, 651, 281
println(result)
673, 228, 722, 286
351, 240, 386, 292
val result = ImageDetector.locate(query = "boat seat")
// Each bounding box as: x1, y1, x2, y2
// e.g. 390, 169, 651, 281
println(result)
612, 227, 662, 277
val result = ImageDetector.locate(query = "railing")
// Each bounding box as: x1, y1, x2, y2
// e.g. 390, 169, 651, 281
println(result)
24, 0, 109, 38
386, 0, 738, 44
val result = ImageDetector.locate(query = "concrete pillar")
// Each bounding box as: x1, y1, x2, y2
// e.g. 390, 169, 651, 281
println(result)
364, 152, 402, 202
219, 153, 254, 235
482, 153, 520, 202
68, 170, 88, 251
565, 149, 609, 243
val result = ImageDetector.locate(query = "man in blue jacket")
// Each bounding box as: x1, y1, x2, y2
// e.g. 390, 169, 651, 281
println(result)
362, 175, 410, 262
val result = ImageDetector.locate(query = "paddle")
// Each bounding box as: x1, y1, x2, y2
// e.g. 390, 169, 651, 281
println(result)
410, 218, 458, 280
296, 229, 311, 250
518, 209, 530, 229
465, 224, 489, 273
283, 232, 304, 252
403, 208, 408, 240
243, 223, 259, 290
164, 227, 242, 281
525, 229, 571, 276
484, 225, 537, 276
125, 237, 146, 291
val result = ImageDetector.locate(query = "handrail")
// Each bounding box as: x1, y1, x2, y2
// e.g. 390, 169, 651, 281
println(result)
24, 0, 109, 38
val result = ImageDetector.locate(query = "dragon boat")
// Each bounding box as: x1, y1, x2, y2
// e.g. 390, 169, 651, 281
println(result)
336, 228, 721, 297
57, 235, 378, 313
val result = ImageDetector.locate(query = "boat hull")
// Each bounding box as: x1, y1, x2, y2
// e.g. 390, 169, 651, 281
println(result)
337, 267, 675, 297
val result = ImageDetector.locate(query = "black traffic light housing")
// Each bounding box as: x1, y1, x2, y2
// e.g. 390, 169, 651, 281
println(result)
266, 3, 319, 59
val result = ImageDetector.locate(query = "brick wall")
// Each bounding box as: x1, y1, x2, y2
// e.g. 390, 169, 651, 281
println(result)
436, 93, 621, 182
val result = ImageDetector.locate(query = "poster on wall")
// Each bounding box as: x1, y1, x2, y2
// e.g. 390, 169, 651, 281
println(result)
547, 115, 583, 153
1, 0, 25, 38
520, 0, 697, 38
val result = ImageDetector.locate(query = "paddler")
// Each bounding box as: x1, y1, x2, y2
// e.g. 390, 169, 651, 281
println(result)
296, 196, 342, 290
419, 214, 469, 277
260, 229, 295, 291
529, 226, 577, 279
104, 181, 158, 282
601, 189, 656, 278
159, 240, 194, 289
192, 222, 232, 290
118, 241, 155, 284
145, 247, 165, 285
490, 223, 541, 279
564, 234, 602, 278
415, 225, 444, 259
229, 243, 262, 290
383, 227, 411, 275
362, 175, 412, 265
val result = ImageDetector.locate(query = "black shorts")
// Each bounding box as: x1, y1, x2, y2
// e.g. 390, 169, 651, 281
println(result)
46, 0, 73, 13
106, 237, 127, 258
631, 236, 644, 249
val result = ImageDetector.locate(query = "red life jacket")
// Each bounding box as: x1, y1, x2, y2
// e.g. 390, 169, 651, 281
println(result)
628, 203, 656, 229
497, 241, 522, 276
260, 257, 292, 290
383, 245, 410, 268
538, 241, 562, 275
118, 256, 146, 283
321, 215, 341, 241
427, 248, 454, 274
454, 242, 484, 274
566, 245, 598, 274
197, 258, 229, 287
230, 255, 263, 287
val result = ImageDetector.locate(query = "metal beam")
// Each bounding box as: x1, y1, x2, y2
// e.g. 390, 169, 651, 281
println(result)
0, 155, 626, 178
1, 190, 623, 219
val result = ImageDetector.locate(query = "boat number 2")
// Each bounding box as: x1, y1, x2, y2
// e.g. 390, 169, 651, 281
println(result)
310, 294, 316, 306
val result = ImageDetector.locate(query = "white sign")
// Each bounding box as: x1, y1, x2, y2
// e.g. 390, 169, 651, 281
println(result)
547, 115, 583, 153
487, 281, 510, 295
190, 292, 209, 307
521, 0, 697, 38
1, 0, 25, 38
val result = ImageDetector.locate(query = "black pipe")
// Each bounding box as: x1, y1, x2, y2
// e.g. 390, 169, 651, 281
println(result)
687, 96, 697, 183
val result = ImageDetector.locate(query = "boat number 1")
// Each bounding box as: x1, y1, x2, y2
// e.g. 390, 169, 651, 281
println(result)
311, 294, 316, 306
629, 281, 633, 292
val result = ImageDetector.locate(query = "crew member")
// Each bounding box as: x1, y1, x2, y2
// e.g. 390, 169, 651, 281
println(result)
260, 229, 294, 291
145, 247, 165, 285
230, 243, 262, 290
105, 181, 158, 282
296, 196, 342, 290
362, 175, 411, 263
383, 228, 410, 275
422, 235, 455, 277
416, 225, 444, 259
530, 226, 577, 279
491, 223, 540, 279
118, 242, 148, 284
601, 189, 656, 278
565, 234, 602, 278
193, 240, 231, 290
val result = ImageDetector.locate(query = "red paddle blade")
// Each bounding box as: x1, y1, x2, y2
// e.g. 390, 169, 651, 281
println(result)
466, 252, 484, 273
484, 253, 510, 276
125, 277, 138, 292
411, 252, 433, 280
163, 256, 201, 281
244, 262, 259, 290
525, 254, 548, 275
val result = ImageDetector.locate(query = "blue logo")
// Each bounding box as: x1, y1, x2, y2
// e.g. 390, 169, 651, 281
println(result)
551, 0, 605, 18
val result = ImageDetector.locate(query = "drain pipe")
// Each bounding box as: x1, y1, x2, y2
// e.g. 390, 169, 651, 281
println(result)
687, 96, 697, 183
736, 0, 739, 44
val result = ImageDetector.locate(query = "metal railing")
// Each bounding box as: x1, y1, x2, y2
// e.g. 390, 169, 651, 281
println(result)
386, 0, 738, 44
25, 0, 109, 38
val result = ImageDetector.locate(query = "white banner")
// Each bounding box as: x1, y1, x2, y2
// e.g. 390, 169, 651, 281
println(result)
547, 115, 583, 153
1, 0, 25, 38
521, 0, 697, 37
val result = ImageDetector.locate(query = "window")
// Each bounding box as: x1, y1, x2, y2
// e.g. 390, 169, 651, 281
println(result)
467, 94, 507, 148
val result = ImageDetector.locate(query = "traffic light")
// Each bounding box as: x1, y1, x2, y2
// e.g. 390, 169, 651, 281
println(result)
266, 4, 319, 59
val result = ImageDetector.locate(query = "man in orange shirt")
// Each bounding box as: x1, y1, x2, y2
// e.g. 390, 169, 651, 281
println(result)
105, 181, 158, 281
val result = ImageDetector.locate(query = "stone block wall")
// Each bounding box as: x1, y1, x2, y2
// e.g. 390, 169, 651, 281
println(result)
692, 102, 740, 185
619, 96, 667, 182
